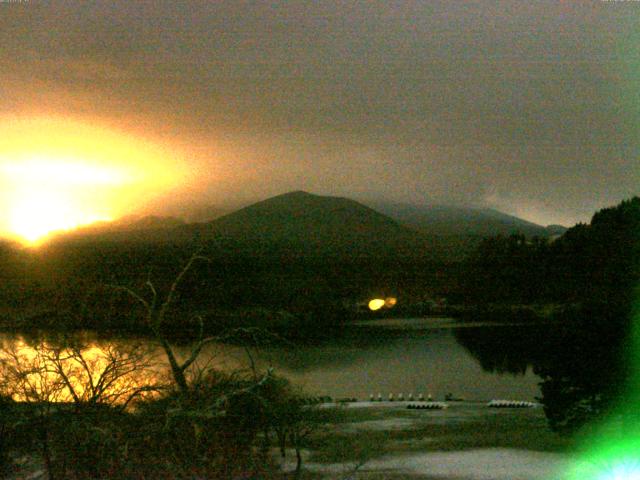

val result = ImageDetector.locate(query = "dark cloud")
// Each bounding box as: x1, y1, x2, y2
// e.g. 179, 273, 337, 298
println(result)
1, 0, 638, 226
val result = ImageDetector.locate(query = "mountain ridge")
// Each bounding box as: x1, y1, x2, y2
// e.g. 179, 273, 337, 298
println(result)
181, 191, 418, 255
46, 191, 565, 247
365, 200, 565, 237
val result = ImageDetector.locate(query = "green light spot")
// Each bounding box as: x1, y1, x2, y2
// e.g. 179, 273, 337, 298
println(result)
595, 460, 640, 480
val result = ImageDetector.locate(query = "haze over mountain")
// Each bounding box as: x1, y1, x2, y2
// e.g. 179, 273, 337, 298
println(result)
47, 191, 564, 254
49, 214, 186, 243
3, 1, 636, 229
367, 201, 566, 238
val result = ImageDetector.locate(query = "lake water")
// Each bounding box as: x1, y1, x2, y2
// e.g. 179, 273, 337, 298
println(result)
240, 318, 544, 401
0, 317, 546, 402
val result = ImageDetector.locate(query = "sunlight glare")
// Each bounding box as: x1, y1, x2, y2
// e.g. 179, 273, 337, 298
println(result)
2, 160, 126, 243
2, 159, 127, 185
0, 117, 187, 244
9, 189, 112, 243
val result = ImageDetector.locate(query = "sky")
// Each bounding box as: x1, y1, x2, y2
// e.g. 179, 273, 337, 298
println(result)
0, 0, 638, 229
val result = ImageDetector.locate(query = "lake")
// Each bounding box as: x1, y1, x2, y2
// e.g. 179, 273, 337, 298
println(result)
0, 317, 549, 403
242, 318, 545, 401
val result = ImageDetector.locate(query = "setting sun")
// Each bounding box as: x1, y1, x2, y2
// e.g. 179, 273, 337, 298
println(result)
0, 117, 185, 244
4, 161, 122, 243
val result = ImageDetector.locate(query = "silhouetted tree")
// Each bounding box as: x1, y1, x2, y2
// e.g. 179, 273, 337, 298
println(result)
460, 198, 640, 434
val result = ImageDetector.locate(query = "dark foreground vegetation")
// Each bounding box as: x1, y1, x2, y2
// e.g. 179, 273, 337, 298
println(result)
0, 236, 463, 341
0, 196, 637, 478
462, 197, 640, 435
0, 261, 329, 479
0, 366, 323, 479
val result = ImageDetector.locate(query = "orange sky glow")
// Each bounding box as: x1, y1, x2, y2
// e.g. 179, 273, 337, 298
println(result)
0, 117, 187, 245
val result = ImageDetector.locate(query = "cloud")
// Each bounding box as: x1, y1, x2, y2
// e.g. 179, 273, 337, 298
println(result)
0, 0, 637, 225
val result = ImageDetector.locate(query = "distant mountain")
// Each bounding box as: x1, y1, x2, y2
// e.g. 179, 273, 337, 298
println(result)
50, 192, 565, 255
365, 201, 565, 238
49, 215, 185, 243
186, 191, 417, 249
112, 215, 185, 231
545, 224, 569, 237
167, 204, 234, 223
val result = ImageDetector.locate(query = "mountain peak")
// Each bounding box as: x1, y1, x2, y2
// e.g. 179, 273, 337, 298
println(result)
266, 190, 324, 203
197, 190, 410, 247
281, 190, 313, 197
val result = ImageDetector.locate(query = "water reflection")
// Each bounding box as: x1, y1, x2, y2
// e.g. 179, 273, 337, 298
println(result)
0, 321, 549, 404
453, 325, 553, 376
0, 334, 162, 406
454, 310, 632, 434
0, 314, 629, 438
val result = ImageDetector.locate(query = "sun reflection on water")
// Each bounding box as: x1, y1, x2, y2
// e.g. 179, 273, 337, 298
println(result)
0, 339, 162, 407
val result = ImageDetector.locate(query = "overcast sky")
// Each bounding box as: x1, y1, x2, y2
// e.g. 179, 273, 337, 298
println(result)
1, 0, 638, 226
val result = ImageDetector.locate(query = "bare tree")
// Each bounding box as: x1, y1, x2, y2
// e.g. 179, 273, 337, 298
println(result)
111, 253, 276, 396
0, 339, 160, 409
110, 253, 216, 393
0, 342, 67, 404
0, 339, 161, 479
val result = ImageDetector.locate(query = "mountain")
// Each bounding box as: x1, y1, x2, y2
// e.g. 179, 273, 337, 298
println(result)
186, 191, 417, 249
365, 201, 565, 238
161, 204, 234, 223
51, 191, 418, 253
545, 224, 569, 237
110, 215, 185, 231
49, 215, 185, 243
49, 192, 564, 254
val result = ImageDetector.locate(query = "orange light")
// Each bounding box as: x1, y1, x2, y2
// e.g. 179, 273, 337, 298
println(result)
0, 117, 186, 244
368, 299, 386, 311
3, 160, 124, 243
